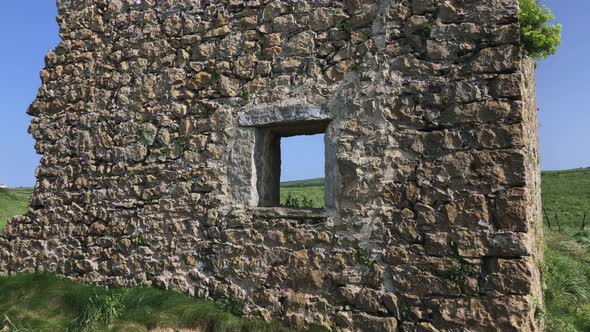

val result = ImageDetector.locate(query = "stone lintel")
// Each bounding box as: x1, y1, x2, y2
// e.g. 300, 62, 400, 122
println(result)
238, 102, 332, 132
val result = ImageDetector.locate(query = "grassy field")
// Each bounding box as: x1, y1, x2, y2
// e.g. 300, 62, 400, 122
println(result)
540, 168, 590, 331
541, 168, 590, 231
280, 178, 325, 208
0, 187, 32, 230
0, 274, 323, 332
1, 170, 590, 331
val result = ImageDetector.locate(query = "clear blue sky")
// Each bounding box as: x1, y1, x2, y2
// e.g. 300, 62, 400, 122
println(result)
537, 0, 590, 171
0, 1, 588, 186
282, 134, 325, 181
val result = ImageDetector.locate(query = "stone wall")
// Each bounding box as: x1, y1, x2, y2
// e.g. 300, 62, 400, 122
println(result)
0, 0, 543, 331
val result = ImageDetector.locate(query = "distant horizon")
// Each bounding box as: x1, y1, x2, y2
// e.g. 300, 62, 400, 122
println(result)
2, 167, 589, 189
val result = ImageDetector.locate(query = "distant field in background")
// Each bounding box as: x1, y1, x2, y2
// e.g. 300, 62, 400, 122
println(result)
541, 168, 590, 231
0, 188, 32, 230
280, 178, 325, 208
280, 178, 324, 188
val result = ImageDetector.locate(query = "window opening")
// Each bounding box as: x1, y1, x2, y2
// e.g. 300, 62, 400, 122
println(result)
254, 120, 329, 209
280, 134, 325, 209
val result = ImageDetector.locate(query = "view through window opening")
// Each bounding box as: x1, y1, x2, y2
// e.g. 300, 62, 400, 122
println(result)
254, 120, 330, 209
280, 134, 325, 209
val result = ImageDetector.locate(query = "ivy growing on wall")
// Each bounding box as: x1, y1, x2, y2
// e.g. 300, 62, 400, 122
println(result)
519, 0, 562, 59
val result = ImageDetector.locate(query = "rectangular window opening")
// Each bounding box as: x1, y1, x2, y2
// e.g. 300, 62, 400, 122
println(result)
280, 134, 325, 209
254, 120, 331, 210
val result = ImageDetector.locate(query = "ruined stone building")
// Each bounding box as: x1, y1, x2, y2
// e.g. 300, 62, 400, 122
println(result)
0, 0, 543, 331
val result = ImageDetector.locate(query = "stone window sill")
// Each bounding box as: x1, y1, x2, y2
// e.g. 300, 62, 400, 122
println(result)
250, 207, 328, 223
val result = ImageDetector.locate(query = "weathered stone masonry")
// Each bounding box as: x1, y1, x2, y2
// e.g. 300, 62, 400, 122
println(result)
0, 0, 543, 331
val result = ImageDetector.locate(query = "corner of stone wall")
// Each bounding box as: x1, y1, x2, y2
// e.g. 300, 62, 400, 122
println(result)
521, 56, 544, 330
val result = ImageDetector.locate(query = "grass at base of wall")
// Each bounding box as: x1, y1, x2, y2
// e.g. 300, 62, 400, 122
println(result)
543, 235, 590, 331
0, 273, 325, 332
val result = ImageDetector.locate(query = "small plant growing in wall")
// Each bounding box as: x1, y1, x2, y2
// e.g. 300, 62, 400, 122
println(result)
211, 68, 221, 82
178, 134, 192, 146
355, 248, 373, 267
437, 257, 478, 296
400, 305, 412, 320
134, 234, 142, 247
350, 62, 361, 72
241, 90, 251, 103
339, 20, 354, 38
518, 0, 562, 59
419, 21, 434, 39
132, 228, 144, 247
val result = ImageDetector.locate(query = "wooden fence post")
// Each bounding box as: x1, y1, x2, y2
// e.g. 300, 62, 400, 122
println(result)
543, 208, 552, 230
554, 213, 561, 232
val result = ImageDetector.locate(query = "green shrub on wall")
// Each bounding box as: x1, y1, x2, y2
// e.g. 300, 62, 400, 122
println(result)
519, 0, 562, 59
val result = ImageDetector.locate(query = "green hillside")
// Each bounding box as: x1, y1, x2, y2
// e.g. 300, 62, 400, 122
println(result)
541, 168, 590, 231
281, 178, 325, 188
0, 188, 32, 230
